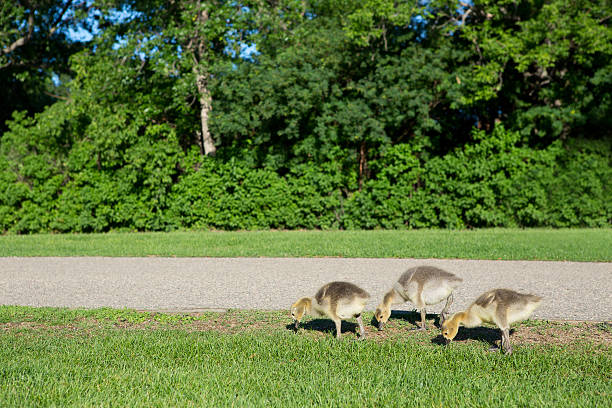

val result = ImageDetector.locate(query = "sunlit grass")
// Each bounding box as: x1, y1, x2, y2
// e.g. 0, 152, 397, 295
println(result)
1, 229, 610, 261
0, 306, 610, 407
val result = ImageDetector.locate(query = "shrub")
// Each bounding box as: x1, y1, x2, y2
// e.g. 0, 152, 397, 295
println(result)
1, 116, 609, 232
343, 126, 610, 229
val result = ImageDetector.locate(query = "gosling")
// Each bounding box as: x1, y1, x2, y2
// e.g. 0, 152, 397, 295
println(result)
375, 266, 462, 331
291, 281, 370, 340
441, 288, 542, 355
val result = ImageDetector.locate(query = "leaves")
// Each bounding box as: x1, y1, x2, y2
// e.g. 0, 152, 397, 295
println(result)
0, 0, 609, 232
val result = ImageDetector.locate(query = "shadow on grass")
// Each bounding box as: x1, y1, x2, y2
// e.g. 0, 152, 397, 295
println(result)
285, 319, 358, 336
430, 326, 515, 348
370, 310, 443, 330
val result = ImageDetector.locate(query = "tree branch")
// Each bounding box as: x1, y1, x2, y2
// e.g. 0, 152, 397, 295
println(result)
49, 0, 74, 37
44, 90, 70, 101
460, 8, 472, 26
1, 13, 34, 56
2, 0, 75, 69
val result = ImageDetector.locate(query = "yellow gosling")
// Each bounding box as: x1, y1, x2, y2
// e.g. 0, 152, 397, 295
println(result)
375, 266, 462, 331
441, 288, 542, 354
291, 281, 370, 339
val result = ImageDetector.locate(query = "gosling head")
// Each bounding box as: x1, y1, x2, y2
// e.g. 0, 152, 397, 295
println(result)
374, 304, 391, 331
441, 316, 460, 345
290, 298, 310, 330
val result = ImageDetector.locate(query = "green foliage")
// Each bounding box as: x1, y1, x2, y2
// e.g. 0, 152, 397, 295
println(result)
455, 0, 612, 140
2, 119, 608, 232
0, 0, 92, 132
541, 140, 611, 227
168, 152, 347, 230
0, 0, 610, 233
0, 46, 184, 233
168, 153, 299, 230
343, 0, 420, 47
346, 126, 610, 229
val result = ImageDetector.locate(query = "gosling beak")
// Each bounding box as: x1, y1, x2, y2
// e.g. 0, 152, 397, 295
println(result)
293, 320, 299, 331
377, 321, 384, 331
444, 338, 451, 346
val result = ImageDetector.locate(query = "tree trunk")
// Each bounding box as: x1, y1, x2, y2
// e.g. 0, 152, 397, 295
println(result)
192, 4, 216, 156
196, 73, 216, 156
358, 141, 367, 191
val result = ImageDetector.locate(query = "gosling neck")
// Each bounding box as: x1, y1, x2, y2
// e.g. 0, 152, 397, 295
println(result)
449, 311, 468, 327
300, 297, 313, 314
382, 289, 397, 310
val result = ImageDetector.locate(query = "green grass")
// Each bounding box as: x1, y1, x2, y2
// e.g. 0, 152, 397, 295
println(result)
0, 306, 610, 407
1, 229, 611, 261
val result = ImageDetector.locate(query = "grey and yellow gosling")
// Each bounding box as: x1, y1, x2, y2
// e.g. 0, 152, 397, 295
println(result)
375, 266, 462, 331
441, 288, 542, 354
291, 281, 370, 339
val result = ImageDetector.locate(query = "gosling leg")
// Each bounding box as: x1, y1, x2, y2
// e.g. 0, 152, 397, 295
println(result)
501, 328, 513, 355
494, 311, 511, 354
333, 318, 342, 339
440, 293, 454, 327
356, 314, 366, 340
416, 308, 427, 330
421, 308, 427, 330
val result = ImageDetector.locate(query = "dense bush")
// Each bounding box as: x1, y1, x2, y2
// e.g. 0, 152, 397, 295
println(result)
168, 154, 298, 230
167, 153, 354, 230
0, 101, 184, 233
540, 140, 611, 227
1, 123, 609, 233
2, 1, 610, 233
345, 127, 611, 229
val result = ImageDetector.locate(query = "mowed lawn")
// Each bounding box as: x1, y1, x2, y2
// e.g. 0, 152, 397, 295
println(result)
0, 306, 610, 407
1, 230, 611, 406
1, 228, 611, 261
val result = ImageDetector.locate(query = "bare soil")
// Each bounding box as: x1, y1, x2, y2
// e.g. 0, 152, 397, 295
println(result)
2, 310, 611, 350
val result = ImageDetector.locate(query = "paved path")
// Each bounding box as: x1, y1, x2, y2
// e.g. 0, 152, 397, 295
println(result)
1, 257, 611, 321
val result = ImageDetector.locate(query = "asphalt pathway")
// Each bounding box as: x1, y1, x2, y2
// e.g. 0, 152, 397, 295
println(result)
1, 257, 611, 321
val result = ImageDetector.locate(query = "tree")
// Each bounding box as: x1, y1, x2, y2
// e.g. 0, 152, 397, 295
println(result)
450, 0, 612, 141
212, 0, 474, 185
0, 0, 92, 131
114, 0, 290, 156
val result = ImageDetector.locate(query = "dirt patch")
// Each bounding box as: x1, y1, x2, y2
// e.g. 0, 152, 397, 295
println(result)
287, 318, 612, 349
141, 310, 612, 349
512, 321, 611, 346
0, 321, 95, 338
1, 321, 49, 331
2, 311, 611, 350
